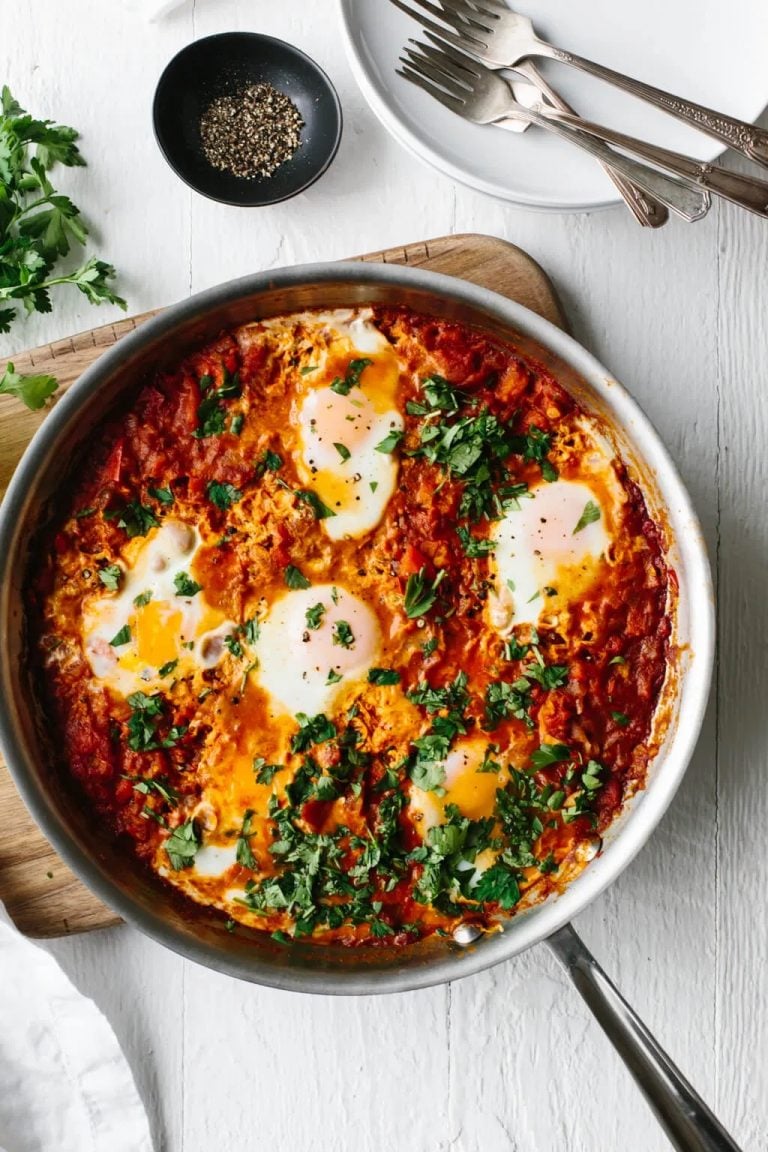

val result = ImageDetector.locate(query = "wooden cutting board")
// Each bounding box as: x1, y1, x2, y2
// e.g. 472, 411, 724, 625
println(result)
0, 232, 566, 937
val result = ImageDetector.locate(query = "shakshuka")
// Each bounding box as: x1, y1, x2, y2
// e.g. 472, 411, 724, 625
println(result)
30, 307, 673, 946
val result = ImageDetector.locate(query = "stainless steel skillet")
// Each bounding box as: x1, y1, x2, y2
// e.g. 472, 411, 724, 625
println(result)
0, 262, 730, 1149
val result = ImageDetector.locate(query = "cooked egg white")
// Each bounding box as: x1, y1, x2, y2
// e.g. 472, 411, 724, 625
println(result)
489, 478, 611, 633
82, 520, 237, 696
293, 311, 404, 540
255, 582, 381, 717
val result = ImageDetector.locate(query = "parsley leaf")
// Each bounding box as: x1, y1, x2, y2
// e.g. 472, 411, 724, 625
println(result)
530, 743, 571, 769
368, 668, 401, 686
104, 501, 158, 539
330, 357, 373, 396
165, 820, 200, 871
472, 862, 521, 910
133, 589, 153, 608
524, 662, 569, 690
573, 499, 601, 534
291, 713, 336, 753
148, 486, 174, 505
611, 711, 630, 727
254, 758, 282, 785
375, 428, 404, 454
295, 488, 336, 520
457, 525, 495, 558
236, 809, 257, 869
109, 624, 131, 647
305, 603, 325, 630
333, 442, 351, 462
206, 481, 241, 509
284, 564, 311, 590
98, 564, 121, 591
224, 634, 243, 658
158, 659, 178, 678
485, 678, 534, 730
192, 394, 226, 438
332, 620, 354, 649
173, 571, 202, 597
255, 449, 283, 476
0, 363, 58, 409
403, 567, 445, 619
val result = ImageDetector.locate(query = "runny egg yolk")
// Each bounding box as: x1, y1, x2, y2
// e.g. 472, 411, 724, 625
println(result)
408, 738, 508, 837
82, 521, 236, 697
295, 322, 404, 541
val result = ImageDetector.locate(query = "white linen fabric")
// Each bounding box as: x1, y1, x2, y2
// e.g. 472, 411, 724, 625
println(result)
0, 905, 154, 1152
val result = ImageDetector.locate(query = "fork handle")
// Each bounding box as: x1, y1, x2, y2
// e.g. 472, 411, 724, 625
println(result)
537, 106, 768, 219
520, 106, 710, 222
533, 41, 768, 168
513, 59, 668, 228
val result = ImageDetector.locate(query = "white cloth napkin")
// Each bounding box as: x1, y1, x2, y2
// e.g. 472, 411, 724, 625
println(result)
0, 905, 154, 1152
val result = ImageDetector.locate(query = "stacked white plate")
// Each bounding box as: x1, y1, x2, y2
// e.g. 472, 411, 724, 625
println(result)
339, 0, 768, 211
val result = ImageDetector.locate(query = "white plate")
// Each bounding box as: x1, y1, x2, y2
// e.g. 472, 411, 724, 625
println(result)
339, 0, 768, 211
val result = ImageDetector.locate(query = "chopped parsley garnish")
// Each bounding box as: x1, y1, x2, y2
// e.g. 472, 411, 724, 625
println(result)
133, 589, 153, 607
375, 428, 404, 454
573, 499, 601, 534
241, 618, 260, 644
148, 486, 174, 505
74, 507, 96, 519
109, 624, 131, 648
284, 564, 311, 590
224, 635, 243, 658
524, 662, 569, 690
235, 809, 257, 869
173, 571, 202, 597
368, 668, 401, 686
193, 394, 226, 439
326, 668, 343, 685
333, 442, 351, 462
330, 357, 373, 396
255, 449, 283, 476
158, 659, 178, 678
296, 488, 336, 520
216, 368, 241, 398
485, 677, 533, 730
165, 820, 200, 871
406, 374, 462, 414
291, 712, 336, 753
609, 655, 627, 666
206, 481, 242, 510
104, 501, 158, 539
611, 711, 630, 727
123, 774, 179, 804
98, 564, 122, 591
582, 760, 604, 791
230, 413, 244, 437
305, 603, 326, 630
332, 620, 354, 649
457, 525, 495, 558
530, 743, 571, 769
125, 692, 186, 752
300, 365, 318, 376
253, 758, 282, 785
516, 425, 558, 483
472, 862, 521, 910
408, 754, 446, 794
422, 635, 439, 657
403, 567, 445, 619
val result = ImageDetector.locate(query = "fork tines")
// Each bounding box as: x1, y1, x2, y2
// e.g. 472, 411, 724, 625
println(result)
390, 0, 491, 51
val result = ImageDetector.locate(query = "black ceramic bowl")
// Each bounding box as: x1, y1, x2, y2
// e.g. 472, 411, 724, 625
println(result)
153, 32, 342, 206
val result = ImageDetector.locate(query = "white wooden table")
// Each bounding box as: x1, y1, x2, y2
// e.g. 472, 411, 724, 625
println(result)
4, 3, 767, 1150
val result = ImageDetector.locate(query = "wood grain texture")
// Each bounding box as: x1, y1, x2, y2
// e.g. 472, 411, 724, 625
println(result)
4, 2, 763, 1151
0, 232, 564, 938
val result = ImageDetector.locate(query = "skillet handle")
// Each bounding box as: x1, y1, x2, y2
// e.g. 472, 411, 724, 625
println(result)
546, 923, 741, 1152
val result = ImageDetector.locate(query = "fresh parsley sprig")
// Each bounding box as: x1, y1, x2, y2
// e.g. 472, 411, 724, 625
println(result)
0, 86, 126, 409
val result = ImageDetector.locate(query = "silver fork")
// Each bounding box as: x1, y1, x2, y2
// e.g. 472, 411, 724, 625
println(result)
391, 0, 668, 227
411, 34, 768, 220
394, 0, 768, 168
398, 40, 711, 222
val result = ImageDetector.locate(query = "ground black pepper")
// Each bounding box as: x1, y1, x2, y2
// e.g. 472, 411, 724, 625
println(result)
199, 83, 304, 179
